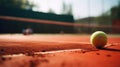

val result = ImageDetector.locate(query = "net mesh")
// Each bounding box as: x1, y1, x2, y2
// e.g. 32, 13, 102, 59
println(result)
0, 15, 119, 34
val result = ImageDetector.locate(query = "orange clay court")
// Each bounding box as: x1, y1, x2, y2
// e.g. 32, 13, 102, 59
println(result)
0, 34, 120, 67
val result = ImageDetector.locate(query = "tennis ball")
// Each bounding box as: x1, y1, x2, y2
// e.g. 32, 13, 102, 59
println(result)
90, 31, 107, 48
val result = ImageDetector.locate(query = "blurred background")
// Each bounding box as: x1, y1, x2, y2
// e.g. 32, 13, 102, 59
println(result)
0, 0, 120, 34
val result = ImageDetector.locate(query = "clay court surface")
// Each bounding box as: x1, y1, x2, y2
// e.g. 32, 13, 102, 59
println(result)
0, 34, 120, 67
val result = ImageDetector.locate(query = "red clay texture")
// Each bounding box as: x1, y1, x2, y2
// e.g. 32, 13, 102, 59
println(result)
0, 34, 120, 67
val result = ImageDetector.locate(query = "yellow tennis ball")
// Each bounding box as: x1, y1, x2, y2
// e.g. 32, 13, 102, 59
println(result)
90, 31, 107, 48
